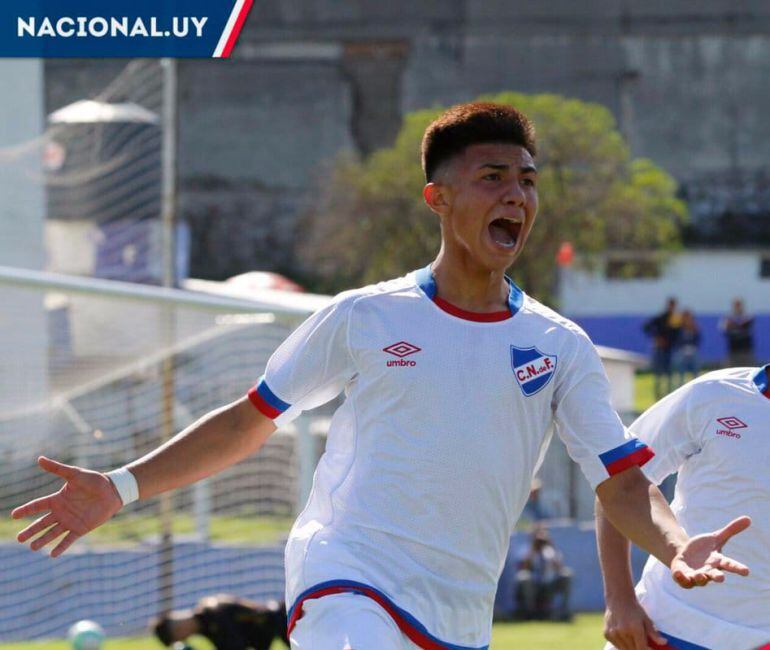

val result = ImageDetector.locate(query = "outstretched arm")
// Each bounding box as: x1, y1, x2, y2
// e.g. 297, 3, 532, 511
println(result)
126, 395, 276, 499
12, 396, 275, 556
595, 466, 750, 589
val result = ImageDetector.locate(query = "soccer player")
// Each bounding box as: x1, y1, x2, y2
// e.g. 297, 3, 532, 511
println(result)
13, 103, 750, 650
597, 365, 769, 650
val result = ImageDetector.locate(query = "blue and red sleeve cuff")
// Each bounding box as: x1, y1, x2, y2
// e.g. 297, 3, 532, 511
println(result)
599, 438, 655, 476
247, 377, 291, 420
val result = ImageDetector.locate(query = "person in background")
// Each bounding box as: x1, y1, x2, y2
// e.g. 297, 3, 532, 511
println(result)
515, 525, 573, 621
720, 298, 755, 367
673, 309, 701, 387
643, 297, 681, 399
150, 594, 288, 650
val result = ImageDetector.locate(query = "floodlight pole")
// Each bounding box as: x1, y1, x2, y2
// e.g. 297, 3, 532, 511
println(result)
159, 56, 177, 614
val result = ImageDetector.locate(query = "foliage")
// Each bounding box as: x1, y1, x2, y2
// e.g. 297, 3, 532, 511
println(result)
300, 93, 687, 303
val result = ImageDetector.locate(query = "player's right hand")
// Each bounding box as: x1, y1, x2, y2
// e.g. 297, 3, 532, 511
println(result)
11, 456, 124, 557
604, 598, 665, 650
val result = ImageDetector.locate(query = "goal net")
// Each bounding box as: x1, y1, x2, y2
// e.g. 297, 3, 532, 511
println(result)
0, 268, 330, 641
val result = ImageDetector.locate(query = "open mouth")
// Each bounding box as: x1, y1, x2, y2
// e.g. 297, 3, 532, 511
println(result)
488, 218, 523, 249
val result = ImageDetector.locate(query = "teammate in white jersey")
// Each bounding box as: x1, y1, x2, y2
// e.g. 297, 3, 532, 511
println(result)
13, 103, 751, 650
598, 366, 770, 650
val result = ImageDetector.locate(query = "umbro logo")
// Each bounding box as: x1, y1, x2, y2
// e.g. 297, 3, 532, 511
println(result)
716, 416, 747, 430
716, 416, 747, 440
383, 341, 421, 367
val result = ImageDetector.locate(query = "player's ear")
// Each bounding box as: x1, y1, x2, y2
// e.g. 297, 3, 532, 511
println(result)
423, 182, 450, 216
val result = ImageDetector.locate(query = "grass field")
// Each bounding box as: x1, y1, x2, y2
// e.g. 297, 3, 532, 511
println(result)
0, 614, 606, 649
634, 370, 656, 414
0, 514, 295, 546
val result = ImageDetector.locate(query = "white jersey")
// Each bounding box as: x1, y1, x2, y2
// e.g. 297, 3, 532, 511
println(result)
248, 267, 652, 649
633, 366, 770, 650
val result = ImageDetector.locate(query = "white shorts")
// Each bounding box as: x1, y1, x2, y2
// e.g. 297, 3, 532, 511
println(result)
289, 592, 420, 650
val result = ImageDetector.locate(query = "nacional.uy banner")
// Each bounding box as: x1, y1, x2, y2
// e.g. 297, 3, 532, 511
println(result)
0, 0, 253, 57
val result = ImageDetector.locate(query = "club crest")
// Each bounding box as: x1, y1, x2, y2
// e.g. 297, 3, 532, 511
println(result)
510, 345, 557, 396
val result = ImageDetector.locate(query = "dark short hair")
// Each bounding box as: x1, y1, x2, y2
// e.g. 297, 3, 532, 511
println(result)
421, 102, 537, 182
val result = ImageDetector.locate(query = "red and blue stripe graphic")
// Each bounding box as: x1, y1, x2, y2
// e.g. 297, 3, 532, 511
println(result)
287, 580, 489, 650
599, 438, 654, 476
247, 377, 290, 419
212, 0, 253, 58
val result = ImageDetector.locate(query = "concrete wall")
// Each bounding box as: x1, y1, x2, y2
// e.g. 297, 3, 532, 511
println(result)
0, 523, 648, 639
0, 542, 285, 640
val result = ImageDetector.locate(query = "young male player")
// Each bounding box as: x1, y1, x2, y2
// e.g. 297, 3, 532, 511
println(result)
598, 365, 770, 650
13, 103, 750, 650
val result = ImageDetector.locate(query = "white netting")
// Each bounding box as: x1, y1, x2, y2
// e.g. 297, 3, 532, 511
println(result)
0, 271, 329, 640
0, 59, 179, 284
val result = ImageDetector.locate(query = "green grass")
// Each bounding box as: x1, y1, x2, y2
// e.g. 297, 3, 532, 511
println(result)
634, 369, 714, 415
0, 615, 605, 649
634, 370, 657, 414
0, 515, 294, 546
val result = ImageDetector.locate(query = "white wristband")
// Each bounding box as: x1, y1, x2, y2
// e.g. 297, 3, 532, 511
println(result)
106, 467, 139, 506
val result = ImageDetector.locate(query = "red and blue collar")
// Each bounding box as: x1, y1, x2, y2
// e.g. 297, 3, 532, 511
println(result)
415, 265, 523, 322
753, 365, 770, 399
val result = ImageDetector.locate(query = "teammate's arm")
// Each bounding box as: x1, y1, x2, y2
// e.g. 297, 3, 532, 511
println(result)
595, 494, 665, 650
595, 466, 750, 589
12, 397, 275, 556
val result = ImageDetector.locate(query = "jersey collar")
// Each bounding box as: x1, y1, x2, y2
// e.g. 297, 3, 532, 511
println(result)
414, 264, 523, 322
752, 365, 770, 399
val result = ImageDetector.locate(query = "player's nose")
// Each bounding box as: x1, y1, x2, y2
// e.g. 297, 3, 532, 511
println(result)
502, 179, 526, 206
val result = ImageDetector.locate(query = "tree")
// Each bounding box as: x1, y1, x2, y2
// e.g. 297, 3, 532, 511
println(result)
300, 92, 687, 303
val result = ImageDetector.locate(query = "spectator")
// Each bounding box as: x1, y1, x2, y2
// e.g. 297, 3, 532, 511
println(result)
673, 309, 701, 386
643, 297, 681, 399
515, 525, 573, 621
720, 298, 755, 367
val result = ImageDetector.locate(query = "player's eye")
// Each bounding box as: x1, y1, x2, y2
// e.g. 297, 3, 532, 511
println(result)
483, 172, 502, 181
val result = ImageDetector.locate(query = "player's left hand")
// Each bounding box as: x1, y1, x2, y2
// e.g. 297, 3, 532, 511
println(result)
670, 516, 751, 588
